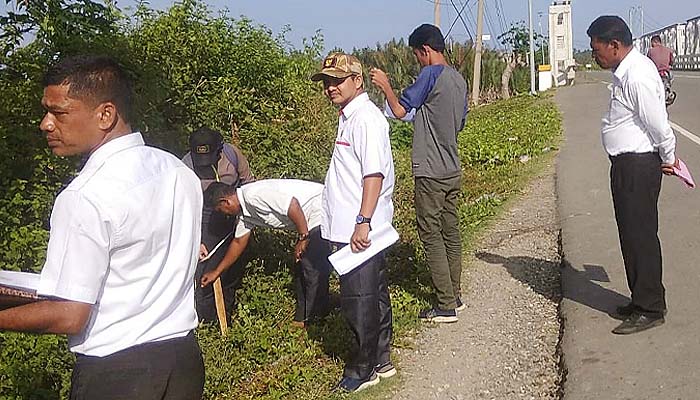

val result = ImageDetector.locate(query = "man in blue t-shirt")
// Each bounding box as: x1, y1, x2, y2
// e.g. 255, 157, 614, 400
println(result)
371, 24, 468, 323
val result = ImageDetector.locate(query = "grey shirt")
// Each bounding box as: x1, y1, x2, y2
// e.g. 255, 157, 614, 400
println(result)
395, 64, 468, 179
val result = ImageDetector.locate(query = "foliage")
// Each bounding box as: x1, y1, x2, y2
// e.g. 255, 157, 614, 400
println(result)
353, 37, 531, 104
0, 0, 562, 399
499, 21, 543, 59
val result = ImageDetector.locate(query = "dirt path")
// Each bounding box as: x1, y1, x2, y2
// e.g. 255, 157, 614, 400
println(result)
389, 166, 563, 400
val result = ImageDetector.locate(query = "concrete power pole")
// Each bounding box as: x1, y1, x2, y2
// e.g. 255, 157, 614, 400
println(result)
471, 0, 485, 105
528, 0, 536, 95
434, 0, 441, 28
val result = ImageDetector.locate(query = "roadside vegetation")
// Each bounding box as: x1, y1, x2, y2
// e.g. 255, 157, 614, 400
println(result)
0, 1, 561, 398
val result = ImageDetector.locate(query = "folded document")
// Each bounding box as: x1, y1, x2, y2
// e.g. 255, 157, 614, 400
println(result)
673, 159, 695, 189
0, 270, 40, 292
328, 223, 399, 276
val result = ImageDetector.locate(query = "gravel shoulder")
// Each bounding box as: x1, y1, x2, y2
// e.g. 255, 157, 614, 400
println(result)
388, 163, 563, 400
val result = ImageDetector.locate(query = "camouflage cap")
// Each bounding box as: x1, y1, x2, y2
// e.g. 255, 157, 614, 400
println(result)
310, 53, 363, 82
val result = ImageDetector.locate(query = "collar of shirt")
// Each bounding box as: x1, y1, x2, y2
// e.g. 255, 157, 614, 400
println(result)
613, 47, 640, 82
340, 92, 370, 120
81, 132, 145, 174
236, 186, 251, 218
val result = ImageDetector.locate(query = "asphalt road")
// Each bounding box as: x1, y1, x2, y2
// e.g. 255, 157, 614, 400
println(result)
556, 70, 700, 399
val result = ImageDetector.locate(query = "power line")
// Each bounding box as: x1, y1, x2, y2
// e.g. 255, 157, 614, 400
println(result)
445, 0, 474, 41
483, 0, 502, 49
493, 0, 507, 36
423, 0, 453, 5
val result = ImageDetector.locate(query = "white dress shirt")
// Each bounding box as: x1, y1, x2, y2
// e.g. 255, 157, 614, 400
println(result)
321, 93, 395, 243
233, 179, 324, 238
38, 133, 202, 357
602, 47, 676, 164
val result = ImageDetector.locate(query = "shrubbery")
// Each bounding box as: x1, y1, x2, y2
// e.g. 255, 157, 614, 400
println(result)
0, 1, 561, 398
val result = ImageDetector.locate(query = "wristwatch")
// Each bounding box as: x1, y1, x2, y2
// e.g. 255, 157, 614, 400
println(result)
355, 215, 371, 225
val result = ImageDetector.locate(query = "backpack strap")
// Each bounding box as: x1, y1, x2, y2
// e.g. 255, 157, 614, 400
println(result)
221, 143, 239, 171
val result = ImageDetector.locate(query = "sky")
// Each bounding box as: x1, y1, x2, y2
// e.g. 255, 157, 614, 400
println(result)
2, 0, 699, 52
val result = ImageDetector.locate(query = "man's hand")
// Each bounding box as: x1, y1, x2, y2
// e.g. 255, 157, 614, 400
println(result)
350, 223, 371, 253
199, 243, 209, 260
370, 68, 391, 92
200, 270, 221, 288
661, 158, 680, 176
294, 239, 309, 263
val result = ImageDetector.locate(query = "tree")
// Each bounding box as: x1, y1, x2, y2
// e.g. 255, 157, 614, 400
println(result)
498, 21, 542, 99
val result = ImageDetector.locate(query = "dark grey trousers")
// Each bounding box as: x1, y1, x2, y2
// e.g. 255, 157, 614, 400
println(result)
415, 175, 463, 310
70, 331, 204, 400
294, 227, 332, 322
610, 152, 666, 317
338, 250, 393, 380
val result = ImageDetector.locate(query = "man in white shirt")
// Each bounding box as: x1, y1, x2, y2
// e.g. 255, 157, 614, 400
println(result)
588, 16, 678, 335
0, 56, 204, 398
201, 180, 332, 328
311, 53, 396, 393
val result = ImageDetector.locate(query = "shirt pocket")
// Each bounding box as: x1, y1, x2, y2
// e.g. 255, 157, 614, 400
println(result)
608, 85, 632, 123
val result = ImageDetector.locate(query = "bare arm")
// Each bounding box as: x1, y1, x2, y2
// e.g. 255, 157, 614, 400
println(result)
370, 68, 407, 119
350, 174, 383, 253
287, 197, 309, 235
0, 300, 91, 335
200, 231, 251, 287
287, 197, 312, 262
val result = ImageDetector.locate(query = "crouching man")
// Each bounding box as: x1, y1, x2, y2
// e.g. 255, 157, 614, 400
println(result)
203, 180, 332, 327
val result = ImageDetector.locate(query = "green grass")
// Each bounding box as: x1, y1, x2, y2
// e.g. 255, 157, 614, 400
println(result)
0, 94, 562, 400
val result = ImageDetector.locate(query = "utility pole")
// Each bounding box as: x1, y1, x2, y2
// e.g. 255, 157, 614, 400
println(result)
471, 0, 485, 105
434, 0, 441, 28
528, 0, 536, 95
538, 11, 545, 65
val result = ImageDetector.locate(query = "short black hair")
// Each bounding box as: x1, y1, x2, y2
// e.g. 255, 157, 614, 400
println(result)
651, 35, 662, 43
204, 182, 237, 208
409, 24, 445, 53
586, 16, 633, 47
42, 55, 134, 124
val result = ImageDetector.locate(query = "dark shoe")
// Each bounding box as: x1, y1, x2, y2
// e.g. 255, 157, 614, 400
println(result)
612, 313, 665, 335
614, 303, 635, 318
335, 372, 380, 393
375, 361, 397, 379
419, 307, 458, 323
455, 297, 467, 312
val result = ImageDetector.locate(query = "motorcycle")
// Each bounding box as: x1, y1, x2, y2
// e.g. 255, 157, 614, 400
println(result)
660, 70, 677, 107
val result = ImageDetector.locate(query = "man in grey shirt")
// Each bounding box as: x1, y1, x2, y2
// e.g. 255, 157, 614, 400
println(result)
371, 24, 468, 322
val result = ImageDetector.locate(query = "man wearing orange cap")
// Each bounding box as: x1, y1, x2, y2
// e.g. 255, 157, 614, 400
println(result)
311, 53, 396, 393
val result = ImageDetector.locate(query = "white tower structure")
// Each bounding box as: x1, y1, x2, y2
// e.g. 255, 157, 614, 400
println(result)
549, 1, 575, 86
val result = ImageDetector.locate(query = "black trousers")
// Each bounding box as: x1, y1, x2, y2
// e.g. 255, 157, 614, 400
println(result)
70, 331, 204, 400
610, 152, 666, 317
338, 249, 393, 380
294, 227, 332, 322
195, 235, 251, 323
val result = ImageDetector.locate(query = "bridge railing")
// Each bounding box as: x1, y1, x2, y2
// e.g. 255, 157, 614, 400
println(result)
675, 55, 700, 71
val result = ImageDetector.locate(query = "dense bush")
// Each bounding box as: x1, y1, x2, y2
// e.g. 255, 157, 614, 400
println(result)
0, 1, 561, 398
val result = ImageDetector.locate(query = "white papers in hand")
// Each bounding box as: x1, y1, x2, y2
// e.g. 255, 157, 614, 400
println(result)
0, 270, 41, 291
328, 223, 399, 276
200, 231, 233, 263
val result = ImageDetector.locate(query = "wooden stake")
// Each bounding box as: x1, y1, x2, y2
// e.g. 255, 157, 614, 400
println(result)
213, 277, 228, 336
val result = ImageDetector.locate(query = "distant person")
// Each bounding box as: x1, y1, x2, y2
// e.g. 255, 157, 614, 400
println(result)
371, 24, 468, 323
202, 180, 332, 328
311, 53, 396, 393
647, 35, 674, 75
0, 55, 205, 398
182, 127, 255, 323
587, 16, 677, 334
